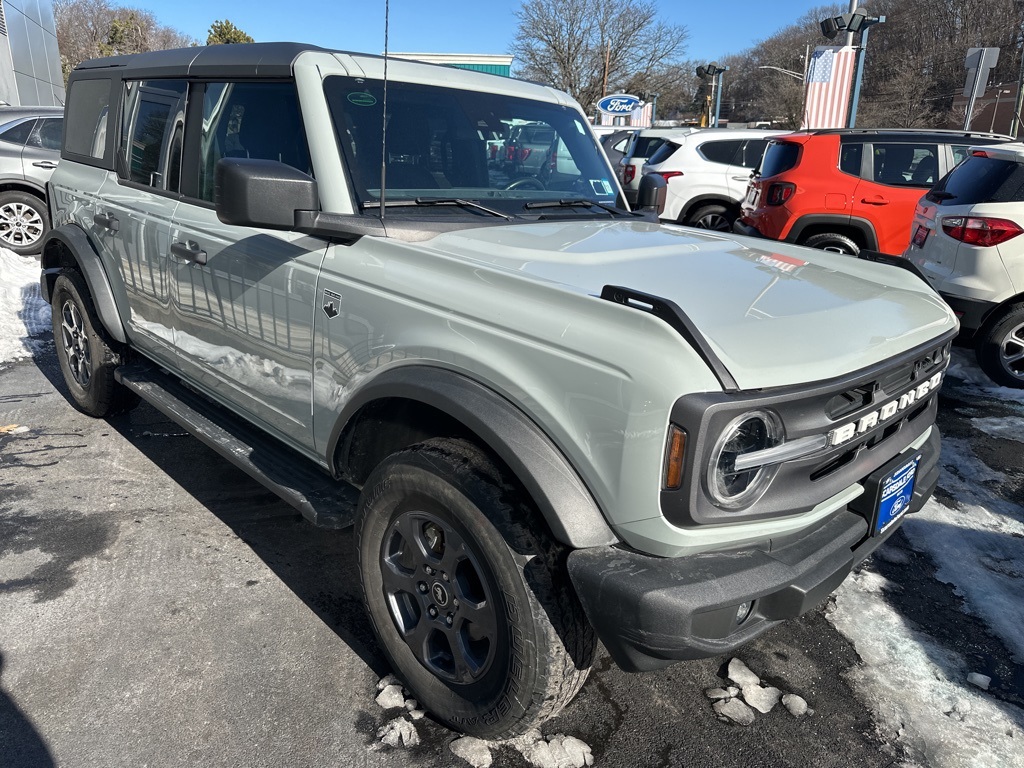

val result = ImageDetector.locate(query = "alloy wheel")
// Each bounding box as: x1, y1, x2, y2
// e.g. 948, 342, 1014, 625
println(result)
60, 300, 92, 387
694, 212, 731, 231
998, 318, 1024, 382
0, 202, 44, 249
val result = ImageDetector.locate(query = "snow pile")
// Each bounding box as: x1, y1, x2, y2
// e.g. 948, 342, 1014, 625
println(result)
706, 658, 810, 726
970, 416, 1024, 443
371, 675, 594, 767
0, 248, 50, 363
828, 569, 1024, 768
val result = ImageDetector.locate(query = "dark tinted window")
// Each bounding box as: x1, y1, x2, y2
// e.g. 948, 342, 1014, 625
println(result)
631, 136, 666, 158
839, 143, 862, 176
121, 79, 187, 191
737, 139, 770, 169
928, 155, 1024, 206
0, 119, 35, 146
65, 78, 111, 160
197, 81, 311, 203
646, 140, 679, 165
698, 139, 742, 165
871, 143, 939, 187
759, 141, 800, 177
29, 118, 62, 150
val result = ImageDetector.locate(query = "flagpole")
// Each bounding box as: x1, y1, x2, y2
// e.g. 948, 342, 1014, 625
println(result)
847, 26, 868, 129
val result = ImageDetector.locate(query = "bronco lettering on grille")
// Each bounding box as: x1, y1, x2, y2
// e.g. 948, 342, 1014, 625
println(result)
828, 371, 943, 446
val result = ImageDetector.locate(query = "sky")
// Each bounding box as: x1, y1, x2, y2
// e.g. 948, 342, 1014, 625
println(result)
134, 0, 833, 66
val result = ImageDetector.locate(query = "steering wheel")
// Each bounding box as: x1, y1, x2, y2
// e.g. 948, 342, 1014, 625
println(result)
505, 177, 546, 191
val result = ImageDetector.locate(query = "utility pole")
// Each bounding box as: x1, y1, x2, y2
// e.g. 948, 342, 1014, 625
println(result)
845, 0, 858, 47
1014, 0, 1024, 136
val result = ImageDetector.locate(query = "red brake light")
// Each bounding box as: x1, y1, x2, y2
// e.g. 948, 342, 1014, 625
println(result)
623, 164, 636, 184
655, 171, 683, 182
518, 147, 532, 162
940, 216, 1023, 247
765, 182, 796, 206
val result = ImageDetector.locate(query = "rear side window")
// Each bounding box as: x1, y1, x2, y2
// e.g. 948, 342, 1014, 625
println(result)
928, 155, 1024, 206
631, 136, 666, 158
759, 141, 800, 177
0, 119, 34, 146
737, 139, 770, 169
697, 139, 742, 165
646, 140, 678, 165
65, 78, 111, 161
871, 143, 939, 187
29, 118, 62, 150
120, 80, 188, 191
839, 143, 862, 176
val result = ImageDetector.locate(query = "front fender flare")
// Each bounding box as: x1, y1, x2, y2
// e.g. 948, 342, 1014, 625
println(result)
40, 224, 127, 344
330, 366, 618, 549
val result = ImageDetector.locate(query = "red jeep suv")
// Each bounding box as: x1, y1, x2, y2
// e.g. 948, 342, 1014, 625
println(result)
735, 129, 1010, 255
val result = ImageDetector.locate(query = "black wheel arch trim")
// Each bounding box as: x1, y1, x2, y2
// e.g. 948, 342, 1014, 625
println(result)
680, 195, 739, 222
785, 214, 879, 251
328, 365, 618, 549
40, 224, 127, 344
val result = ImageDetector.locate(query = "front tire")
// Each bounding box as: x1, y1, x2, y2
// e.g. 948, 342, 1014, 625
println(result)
51, 269, 138, 417
356, 438, 595, 739
0, 191, 49, 255
975, 303, 1024, 388
802, 231, 860, 255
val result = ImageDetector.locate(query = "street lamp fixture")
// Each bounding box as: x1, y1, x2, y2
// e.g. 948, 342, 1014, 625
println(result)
696, 63, 729, 127
758, 66, 804, 81
819, 8, 886, 128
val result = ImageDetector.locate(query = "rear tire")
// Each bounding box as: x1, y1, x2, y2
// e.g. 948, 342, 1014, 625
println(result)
685, 204, 734, 232
51, 269, 138, 417
356, 438, 595, 739
0, 190, 49, 256
802, 232, 860, 256
975, 303, 1024, 388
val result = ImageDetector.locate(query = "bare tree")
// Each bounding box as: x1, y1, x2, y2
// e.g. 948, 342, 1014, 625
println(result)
510, 0, 688, 112
55, 0, 195, 82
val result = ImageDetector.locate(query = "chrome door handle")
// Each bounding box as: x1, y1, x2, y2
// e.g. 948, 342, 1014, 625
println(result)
731, 175, 751, 181
32, 160, 58, 169
93, 213, 119, 232
171, 240, 208, 265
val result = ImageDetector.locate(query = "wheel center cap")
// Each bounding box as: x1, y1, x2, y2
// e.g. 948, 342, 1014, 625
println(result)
431, 582, 449, 607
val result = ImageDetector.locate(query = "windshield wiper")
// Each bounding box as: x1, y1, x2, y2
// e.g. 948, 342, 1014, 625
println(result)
523, 199, 636, 217
362, 197, 514, 220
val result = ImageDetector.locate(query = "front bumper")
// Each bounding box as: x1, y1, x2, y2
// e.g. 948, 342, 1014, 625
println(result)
567, 428, 940, 672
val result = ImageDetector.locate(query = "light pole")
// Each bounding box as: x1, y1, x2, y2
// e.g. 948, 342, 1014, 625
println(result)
821, 8, 886, 128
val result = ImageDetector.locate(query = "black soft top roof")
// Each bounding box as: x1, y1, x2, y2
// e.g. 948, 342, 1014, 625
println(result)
73, 42, 335, 80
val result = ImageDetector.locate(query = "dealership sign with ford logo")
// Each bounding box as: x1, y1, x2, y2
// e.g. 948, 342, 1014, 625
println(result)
597, 94, 640, 115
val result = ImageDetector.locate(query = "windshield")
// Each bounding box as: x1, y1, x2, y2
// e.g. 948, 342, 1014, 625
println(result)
324, 76, 623, 214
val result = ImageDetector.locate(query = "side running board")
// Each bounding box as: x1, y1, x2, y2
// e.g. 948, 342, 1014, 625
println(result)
115, 361, 357, 528
601, 285, 739, 391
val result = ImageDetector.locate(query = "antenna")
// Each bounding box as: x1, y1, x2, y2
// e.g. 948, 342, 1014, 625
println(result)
379, 0, 389, 218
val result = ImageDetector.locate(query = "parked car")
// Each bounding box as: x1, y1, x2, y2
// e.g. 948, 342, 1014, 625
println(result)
0, 106, 63, 255
642, 128, 786, 230
599, 128, 636, 167
905, 142, 1024, 388
43, 43, 957, 739
735, 129, 1011, 256
617, 128, 695, 205
503, 121, 558, 177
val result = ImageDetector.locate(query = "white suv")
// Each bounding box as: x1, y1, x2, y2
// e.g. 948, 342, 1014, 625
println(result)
616, 128, 695, 205
642, 128, 786, 230
905, 142, 1024, 387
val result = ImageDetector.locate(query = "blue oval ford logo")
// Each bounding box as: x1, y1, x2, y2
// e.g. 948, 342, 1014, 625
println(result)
597, 94, 640, 115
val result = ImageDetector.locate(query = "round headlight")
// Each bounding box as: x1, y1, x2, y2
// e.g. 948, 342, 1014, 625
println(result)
707, 410, 783, 510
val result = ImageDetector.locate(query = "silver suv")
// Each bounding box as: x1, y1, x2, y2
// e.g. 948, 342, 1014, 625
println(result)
0, 106, 62, 254
42, 43, 957, 739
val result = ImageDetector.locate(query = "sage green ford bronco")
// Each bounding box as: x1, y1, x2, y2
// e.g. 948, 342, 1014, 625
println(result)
42, 43, 957, 738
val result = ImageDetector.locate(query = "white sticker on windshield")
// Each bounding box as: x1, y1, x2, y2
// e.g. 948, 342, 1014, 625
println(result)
590, 179, 613, 196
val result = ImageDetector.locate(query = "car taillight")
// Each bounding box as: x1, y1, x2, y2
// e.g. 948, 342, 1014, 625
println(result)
518, 147, 531, 162
940, 216, 1024, 247
655, 171, 683, 182
623, 164, 636, 185
765, 182, 796, 206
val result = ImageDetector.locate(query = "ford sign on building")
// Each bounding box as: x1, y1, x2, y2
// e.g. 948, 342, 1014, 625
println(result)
597, 93, 640, 115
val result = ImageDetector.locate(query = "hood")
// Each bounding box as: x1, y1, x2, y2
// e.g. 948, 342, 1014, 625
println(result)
420, 220, 957, 390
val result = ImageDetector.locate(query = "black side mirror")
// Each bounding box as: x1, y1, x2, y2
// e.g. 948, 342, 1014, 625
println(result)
637, 173, 667, 216
215, 158, 318, 230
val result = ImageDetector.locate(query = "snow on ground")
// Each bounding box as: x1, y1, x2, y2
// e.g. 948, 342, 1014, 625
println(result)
0, 248, 50, 363
828, 350, 1024, 768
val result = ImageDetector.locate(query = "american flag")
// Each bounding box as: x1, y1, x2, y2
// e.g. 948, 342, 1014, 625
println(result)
802, 46, 857, 129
